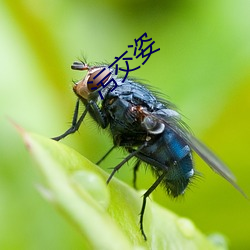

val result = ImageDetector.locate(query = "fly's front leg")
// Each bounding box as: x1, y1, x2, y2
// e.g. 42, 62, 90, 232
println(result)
88, 100, 107, 129
52, 99, 108, 141
52, 99, 88, 141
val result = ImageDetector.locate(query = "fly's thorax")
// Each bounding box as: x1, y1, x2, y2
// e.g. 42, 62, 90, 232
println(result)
72, 61, 113, 100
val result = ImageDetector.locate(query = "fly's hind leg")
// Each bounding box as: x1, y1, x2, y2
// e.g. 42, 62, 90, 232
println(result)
140, 172, 166, 240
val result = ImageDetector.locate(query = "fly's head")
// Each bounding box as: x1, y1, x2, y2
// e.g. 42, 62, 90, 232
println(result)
71, 61, 112, 100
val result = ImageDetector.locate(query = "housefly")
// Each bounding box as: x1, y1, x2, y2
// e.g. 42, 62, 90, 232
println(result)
52, 60, 246, 240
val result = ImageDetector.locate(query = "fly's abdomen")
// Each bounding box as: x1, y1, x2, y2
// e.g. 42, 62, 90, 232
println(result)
164, 153, 193, 197
163, 129, 194, 196
137, 128, 194, 197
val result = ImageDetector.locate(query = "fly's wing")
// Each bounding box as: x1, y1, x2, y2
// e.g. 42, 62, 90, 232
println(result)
182, 132, 248, 198
151, 109, 247, 198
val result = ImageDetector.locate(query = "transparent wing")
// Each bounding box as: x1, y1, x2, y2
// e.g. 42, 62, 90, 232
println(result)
172, 123, 247, 198
149, 110, 247, 198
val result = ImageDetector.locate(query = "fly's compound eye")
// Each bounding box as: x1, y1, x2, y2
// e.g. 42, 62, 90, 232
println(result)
87, 67, 112, 92
142, 116, 165, 134
72, 62, 113, 100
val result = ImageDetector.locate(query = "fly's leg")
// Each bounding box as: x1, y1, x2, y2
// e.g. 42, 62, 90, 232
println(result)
140, 172, 166, 240
133, 160, 141, 189
52, 99, 108, 141
107, 143, 146, 184
100, 148, 141, 188
96, 146, 116, 165
126, 148, 142, 189
52, 99, 88, 141
88, 100, 107, 129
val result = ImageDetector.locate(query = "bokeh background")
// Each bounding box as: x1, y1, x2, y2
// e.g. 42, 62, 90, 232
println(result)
1, 0, 250, 249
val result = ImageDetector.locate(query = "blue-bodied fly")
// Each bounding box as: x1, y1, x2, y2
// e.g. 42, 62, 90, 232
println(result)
52, 60, 246, 240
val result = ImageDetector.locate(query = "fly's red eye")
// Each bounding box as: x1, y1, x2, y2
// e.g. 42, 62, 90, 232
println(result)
87, 68, 111, 92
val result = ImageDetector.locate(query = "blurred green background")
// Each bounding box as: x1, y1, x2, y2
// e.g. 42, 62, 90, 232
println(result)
1, 0, 250, 249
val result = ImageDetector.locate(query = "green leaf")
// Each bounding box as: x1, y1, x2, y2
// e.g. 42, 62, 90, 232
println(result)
19, 128, 227, 250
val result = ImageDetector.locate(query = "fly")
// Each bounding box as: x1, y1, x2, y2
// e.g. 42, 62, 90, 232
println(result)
52, 60, 247, 240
